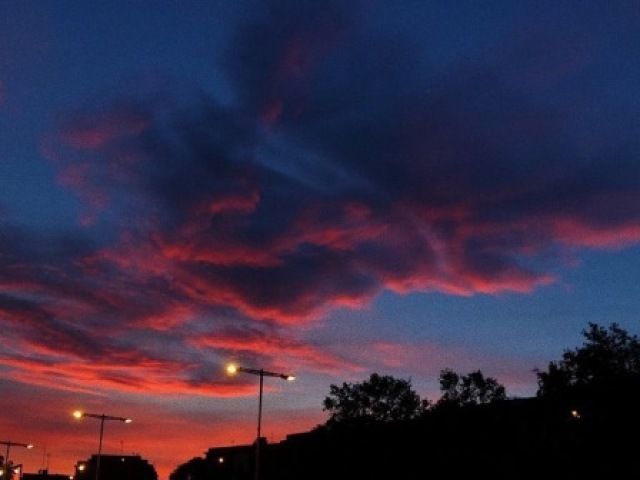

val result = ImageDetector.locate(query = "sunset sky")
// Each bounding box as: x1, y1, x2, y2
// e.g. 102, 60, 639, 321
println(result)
2, 1, 640, 479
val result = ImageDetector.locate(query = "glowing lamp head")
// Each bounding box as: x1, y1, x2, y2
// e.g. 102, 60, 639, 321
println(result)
124, 418, 133, 423
226, 364, 239, 375
285, 375, 296, 382
26, 444, 34, 449
73, 410, 84, 419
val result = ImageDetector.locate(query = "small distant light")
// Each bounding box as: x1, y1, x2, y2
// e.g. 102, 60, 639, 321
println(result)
124, 418, 133, 423
218, 457, 224, 464
73, 410, 84, 419
78, 464, 86, 471
286, 375, 296, 382
570, 409, 581, 419
26, 444, 34, 449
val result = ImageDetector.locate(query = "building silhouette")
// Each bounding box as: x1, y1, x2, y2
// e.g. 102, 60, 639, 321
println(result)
74, 454, 157, 480
22, 471, 69, 480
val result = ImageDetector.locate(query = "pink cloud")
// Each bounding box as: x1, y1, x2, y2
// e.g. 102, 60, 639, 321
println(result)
59, 108, 147, 150
0, 353, 254, 398
552, 215, 640, 249
193, 331, 360, 375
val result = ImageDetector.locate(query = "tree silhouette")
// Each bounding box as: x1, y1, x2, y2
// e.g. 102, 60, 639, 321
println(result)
169, 456, 206, 480
534, 322, 640, 478
322, 373, 424, 427
435, 368, 506, 408
536, 322, 640, 398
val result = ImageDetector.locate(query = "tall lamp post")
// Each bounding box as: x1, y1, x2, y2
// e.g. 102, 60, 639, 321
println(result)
73, 411, 132, 480
226, 364, 295, 480
0, 441, 33, 473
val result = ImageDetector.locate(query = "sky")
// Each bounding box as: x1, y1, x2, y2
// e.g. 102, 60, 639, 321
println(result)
1, 1, 640, 478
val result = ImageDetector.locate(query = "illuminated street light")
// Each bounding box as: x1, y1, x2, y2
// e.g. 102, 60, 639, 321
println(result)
226, 364, 295, 480
11, 464, 22, 480
72, 411, 131, 480
0, 441, 33, 475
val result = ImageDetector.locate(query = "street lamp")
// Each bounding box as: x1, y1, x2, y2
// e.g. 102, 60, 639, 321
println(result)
0, 441, 33, 474
226, 364, 295, 480
72, 411, 131, 480
10, 464, 22, 480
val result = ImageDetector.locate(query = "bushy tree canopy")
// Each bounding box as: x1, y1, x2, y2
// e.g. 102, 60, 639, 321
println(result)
169, 457, 206, 480
435, 369, 506, 408
536, 322, 640, 398
322, 373, 424, 427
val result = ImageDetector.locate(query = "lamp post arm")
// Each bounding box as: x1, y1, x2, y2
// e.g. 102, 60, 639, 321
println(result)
82, 413, 130, 422
0, 441, 33, 468
0, 442, 31, 449
237, 367, 294, 380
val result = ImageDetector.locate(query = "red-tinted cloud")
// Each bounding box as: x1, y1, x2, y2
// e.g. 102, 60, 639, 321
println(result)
192, 330, 360, 375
